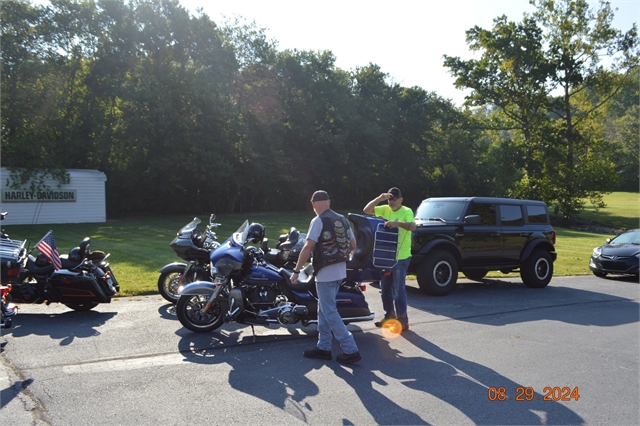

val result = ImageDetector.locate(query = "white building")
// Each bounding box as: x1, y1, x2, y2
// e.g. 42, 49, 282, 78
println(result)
0, 168, 107, 225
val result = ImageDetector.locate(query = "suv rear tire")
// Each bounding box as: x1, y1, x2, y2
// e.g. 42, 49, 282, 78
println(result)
417, 251, 458, 296
521, 249, 553, 288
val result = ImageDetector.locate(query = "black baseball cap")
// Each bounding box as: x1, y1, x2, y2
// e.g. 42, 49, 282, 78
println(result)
388, 187, 402, 199
311, 190, 331, 202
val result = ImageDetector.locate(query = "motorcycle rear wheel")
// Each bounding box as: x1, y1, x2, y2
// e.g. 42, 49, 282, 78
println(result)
158, 266, 186, 304
176, 295, 224, 332
64, 302, 99, 311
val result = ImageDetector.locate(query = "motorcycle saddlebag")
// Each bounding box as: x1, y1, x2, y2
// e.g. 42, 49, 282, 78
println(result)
47, 271, 111, 303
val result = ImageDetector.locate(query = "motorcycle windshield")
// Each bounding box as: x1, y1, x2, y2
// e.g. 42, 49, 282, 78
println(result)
178, 218, 201, 236
208, 220, 249, 273
233, 220, 250, 245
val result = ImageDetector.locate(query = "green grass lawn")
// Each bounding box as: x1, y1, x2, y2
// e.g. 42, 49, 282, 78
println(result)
576, 191, 639, 230
4, 192, 638, 296
4, 211, 315, 296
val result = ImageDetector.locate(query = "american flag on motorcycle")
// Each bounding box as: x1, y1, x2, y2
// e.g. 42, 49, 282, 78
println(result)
35, 231, 62, 270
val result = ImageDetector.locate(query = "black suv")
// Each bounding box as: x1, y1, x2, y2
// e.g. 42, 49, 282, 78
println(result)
408, 197, 557, 295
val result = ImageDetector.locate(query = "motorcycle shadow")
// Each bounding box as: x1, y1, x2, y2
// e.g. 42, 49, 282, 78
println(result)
175, 322, 319, 362
158, 302, 177, 320
7, 309, 117, 345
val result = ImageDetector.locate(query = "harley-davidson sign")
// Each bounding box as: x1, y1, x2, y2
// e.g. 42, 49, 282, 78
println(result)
1, 190, 77, 202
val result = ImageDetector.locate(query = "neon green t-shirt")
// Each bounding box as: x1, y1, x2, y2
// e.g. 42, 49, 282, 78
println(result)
373, 204, 414, 260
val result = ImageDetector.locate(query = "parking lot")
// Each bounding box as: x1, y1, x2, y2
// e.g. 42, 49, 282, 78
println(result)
2, 275, 638, 425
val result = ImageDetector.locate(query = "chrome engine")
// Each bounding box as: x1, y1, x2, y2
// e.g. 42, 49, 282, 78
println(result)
230, 282, 309, 325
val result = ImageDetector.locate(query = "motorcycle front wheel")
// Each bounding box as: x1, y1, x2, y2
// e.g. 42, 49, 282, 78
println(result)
158, 266, 187, 304
176, 295, 224, 333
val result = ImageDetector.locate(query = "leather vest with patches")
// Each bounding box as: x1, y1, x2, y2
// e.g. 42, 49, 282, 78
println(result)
312, 209, 351, 275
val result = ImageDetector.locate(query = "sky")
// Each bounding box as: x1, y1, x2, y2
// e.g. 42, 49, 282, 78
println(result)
177, 0, 639, 106
31, 0, 640, 106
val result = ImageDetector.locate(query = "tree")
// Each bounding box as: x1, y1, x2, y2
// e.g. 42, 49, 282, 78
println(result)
444, 0, 639, 219
604, 68, 639, 192
444, 15, 553, 200
533, 0, 638, 218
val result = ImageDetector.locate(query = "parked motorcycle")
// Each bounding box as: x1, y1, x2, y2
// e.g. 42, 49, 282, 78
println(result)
175, 213, 398, 334
9, 234, 119, 312
0, 216, 27, 285
1, 213, 22, 328
261, 227, 306, 270
1, 284, 17, 329
159, 216, 307, 304
1, 211, 11, 239
158, 214, 221, 304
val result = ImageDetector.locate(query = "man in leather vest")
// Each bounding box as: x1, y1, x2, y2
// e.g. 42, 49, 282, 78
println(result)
291, 190, 360, 364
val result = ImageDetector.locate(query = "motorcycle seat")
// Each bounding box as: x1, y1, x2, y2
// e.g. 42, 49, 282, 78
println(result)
278, 228, 299, 251
282, 265, 316, 291
60, 255, 82, 270
78, 237, 90, 258
27, 255, 55, 275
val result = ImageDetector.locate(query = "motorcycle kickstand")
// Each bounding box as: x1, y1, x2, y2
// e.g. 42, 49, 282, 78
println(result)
251, 325, 256, 343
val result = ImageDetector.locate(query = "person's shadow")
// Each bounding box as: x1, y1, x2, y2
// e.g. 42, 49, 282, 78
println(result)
328, 330, 584, 424
177, 322, 583, 424
0, 377, 33, 409
177, 328, 325, 422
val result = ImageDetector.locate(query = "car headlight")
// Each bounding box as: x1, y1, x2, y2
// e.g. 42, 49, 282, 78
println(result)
592, 247, 601, 257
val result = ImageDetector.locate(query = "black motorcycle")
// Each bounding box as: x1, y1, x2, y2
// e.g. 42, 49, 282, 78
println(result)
0, 213, 27, 285
261, 227, 306, 270
1, 212, 26, 326
158, 215, 221, 303
9, 234, 119, 311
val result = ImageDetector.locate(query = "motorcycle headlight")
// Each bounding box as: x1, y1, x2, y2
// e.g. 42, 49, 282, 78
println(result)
592, 247, 602, 257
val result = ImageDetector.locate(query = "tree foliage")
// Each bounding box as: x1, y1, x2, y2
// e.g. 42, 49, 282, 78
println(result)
1, 0, 637, 219
444, 0, 638, 219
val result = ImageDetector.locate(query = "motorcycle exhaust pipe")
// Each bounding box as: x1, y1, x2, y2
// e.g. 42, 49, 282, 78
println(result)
304, 313, 375, 325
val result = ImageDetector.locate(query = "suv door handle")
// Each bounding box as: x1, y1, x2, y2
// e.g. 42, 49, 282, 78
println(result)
519, 233, 532, 237
491, 233, 501, 237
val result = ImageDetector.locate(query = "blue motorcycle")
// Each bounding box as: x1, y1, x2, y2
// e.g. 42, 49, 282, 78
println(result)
175, 213, 398, 333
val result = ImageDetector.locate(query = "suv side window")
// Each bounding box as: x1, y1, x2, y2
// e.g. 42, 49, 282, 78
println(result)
526, 205, 549, 224
468, 203, 497, 226
500, 205, 523, 226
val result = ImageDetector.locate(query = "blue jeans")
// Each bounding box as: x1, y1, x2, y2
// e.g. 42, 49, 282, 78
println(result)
315, 279, 359, 354
380, 257, 410, 323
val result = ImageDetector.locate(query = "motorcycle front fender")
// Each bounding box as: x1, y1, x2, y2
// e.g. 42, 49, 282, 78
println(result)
178, 281, 217, 296
159, 262, 187, 274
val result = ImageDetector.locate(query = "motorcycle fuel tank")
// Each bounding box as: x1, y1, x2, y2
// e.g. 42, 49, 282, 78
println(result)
244, 264, 283, 285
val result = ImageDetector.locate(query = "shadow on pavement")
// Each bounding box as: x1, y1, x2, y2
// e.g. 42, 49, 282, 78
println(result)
175, 329, 584, 424
5, 309, 117, 345
403, 279, 639, 327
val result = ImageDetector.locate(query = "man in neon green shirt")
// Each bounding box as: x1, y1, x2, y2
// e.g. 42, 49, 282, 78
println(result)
363, 187, 416, 332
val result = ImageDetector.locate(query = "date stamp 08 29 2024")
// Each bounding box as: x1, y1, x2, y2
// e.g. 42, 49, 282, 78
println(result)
487, 387, 580, 401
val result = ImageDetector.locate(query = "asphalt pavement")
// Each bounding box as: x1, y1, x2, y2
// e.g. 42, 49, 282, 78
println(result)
1, 275, 638, 425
